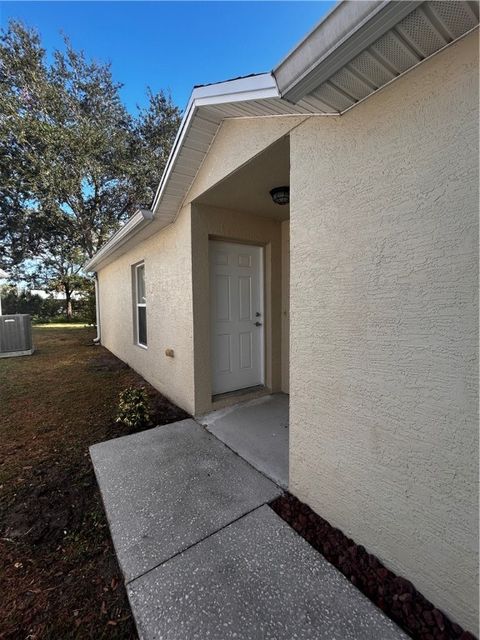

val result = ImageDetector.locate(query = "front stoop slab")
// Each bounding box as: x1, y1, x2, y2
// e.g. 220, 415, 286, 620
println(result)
90, 419, 281, 583
128, 506, 408, 640
202, 393, 289, 488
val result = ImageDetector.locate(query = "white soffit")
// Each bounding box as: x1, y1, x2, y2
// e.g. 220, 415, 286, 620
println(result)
275, 0, 479, 110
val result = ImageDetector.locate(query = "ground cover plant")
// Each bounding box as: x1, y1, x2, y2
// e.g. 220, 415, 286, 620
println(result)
0, 326, 188, 639
116, 387, 151, 433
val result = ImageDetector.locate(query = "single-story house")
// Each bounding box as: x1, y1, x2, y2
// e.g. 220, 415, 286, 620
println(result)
86, 1, 479, 633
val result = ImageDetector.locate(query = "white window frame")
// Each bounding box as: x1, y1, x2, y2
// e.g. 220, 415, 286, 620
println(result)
134, 262, 147, 349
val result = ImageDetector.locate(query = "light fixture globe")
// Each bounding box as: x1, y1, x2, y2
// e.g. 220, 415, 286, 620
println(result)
269, 186, 290, 205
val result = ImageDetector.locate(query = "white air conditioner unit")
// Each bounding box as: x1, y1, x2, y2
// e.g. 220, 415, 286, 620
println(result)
0, 314, 34, 358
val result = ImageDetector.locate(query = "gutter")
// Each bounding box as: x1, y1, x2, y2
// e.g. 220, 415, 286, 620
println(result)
84, 208, 154, 272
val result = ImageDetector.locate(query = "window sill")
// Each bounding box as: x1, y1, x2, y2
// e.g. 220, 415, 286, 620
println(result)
136, 342, 148, 350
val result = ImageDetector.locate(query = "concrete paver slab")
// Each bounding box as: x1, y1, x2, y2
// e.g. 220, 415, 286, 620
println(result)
201, 394, 289, 487
90, 420, 281, 582
128, 505, 408, 640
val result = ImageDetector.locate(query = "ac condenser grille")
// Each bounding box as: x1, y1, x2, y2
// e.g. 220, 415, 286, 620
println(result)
0, 315, 34, 358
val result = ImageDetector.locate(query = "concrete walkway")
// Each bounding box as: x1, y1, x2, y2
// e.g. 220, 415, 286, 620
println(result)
90, 419, 280, 582
91, 419, 408, 640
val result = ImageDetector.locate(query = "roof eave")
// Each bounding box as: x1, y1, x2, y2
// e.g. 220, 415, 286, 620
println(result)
274, 0, 422, 103
84, 208, 153, 272
150, 73, 279, 215
85, 74, 282, 272
86, 0, 478, 271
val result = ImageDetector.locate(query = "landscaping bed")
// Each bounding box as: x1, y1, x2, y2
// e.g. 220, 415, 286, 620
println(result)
0, 326, 188, 639
270, 493, 476, 640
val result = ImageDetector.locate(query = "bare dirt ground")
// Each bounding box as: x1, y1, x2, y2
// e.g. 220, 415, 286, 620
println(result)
0, 326, 188, 639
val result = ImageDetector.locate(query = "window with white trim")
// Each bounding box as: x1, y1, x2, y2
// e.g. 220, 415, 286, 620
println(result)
134, 262, 147, 347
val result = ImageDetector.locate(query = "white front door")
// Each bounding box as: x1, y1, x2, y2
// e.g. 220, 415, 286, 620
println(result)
210, 240, 264, 395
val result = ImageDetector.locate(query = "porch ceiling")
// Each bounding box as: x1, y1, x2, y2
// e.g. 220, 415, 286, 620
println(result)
194, 137, 290, 220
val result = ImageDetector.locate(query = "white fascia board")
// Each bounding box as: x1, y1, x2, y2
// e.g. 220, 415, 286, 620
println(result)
190, 73, 279, 105
274, 0, 422, 103
151, 73, 279, 213
84, 208, 153, 272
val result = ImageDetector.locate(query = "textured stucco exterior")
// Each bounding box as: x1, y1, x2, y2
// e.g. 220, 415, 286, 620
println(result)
97, 204, 196, 414
186, 115, 307, 204
281, 220, 290, 394
289, 32, 479, 633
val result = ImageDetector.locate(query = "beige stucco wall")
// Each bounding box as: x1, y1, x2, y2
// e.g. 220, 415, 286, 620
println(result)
191, 203, 283, 415
186, 115, 308, 204
289, 32, 479, 633
97, 204, 195, 414
281, 220, 290, 394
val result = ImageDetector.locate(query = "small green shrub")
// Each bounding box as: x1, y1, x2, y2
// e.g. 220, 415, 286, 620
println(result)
116, 386, 151, 432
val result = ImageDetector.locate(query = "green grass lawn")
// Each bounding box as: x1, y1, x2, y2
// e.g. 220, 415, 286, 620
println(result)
0, 327, 186, 639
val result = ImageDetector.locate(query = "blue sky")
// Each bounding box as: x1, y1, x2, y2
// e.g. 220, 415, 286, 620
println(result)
0, 1, 334, 113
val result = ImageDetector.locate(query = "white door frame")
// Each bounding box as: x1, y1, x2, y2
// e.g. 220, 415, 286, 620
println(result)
209, 239, 265, 395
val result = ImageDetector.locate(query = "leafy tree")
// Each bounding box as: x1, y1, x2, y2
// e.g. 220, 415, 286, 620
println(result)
27, 223, 87, 319
0, 20, 181, 317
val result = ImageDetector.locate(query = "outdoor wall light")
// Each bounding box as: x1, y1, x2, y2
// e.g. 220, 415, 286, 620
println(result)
269, 186, 290, 205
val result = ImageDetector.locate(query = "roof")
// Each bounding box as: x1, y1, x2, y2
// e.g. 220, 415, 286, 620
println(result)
193, 72, 268, 89
85, 0, 478, 272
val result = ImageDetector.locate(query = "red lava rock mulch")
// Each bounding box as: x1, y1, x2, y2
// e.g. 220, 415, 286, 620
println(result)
270, 493, 476, 640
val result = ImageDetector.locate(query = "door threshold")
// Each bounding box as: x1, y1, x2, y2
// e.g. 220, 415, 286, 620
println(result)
212, 385, 266, 402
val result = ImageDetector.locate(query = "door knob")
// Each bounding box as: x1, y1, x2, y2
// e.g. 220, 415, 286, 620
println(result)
256, 312, 261, 317
255, 321, 262, 327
